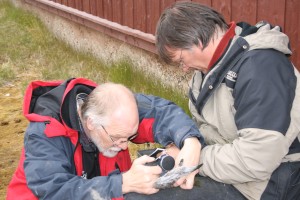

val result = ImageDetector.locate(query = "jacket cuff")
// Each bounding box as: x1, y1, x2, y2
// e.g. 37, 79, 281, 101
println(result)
107, 169, 123, 198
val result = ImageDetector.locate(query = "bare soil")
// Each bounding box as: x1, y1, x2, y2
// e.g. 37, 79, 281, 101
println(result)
0, 81, 27, 199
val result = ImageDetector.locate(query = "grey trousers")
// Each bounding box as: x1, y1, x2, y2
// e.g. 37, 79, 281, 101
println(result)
125, 161, 300, 200
125, 175, 246, 200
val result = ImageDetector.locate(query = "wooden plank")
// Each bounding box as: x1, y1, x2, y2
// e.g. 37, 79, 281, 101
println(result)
160, 0, 176, 13
103, 0, 112, 21
61, 0, 68, 6
25, 0, 300, 63
176, 0, 191, 2
74, 0, 82, 11
212, 0, 231, 22
123, 0, 134, 28
146, 1, 160, 35
89, 0, 97, 16
231, 0, 257, 24
257, 0, 285, 28
67, 0, 75, 8
133, 0, 147, 32
82, 0, 90, 13
96, 0, 104, 18
285, 0, 300, 70
192, 0, 212, 6
112, 0, 122, 24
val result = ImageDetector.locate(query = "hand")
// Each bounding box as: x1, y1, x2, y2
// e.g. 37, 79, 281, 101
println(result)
165, 143, 180, 158
122, 155, 162, 194
174, 137, 201, 189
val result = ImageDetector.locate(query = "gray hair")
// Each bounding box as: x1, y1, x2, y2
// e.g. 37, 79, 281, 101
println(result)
80, 83, 135, 129
155, 2, 228, 64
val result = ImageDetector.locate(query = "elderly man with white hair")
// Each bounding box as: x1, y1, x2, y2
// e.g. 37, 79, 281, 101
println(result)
7, 77, 203, 200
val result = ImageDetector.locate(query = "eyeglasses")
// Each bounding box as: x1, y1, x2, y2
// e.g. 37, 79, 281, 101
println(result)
101, 125, 138, 146
178, 49, 184, 68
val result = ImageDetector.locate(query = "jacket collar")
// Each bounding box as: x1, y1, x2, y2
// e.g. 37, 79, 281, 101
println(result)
207, 22, 236, 70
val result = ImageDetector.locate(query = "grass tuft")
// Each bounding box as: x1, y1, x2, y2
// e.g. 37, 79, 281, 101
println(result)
0, 60, 16, 85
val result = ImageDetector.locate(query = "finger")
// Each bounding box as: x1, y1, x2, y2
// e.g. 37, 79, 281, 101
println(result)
173, 182, 179, 187
144, 187, 160, 195
137, 178, 160, 194
150, 165, 163, 174
132, 182, 160, 195
174, 176, 186, 186
143, 165, 162, 175
180, 177, 194, 189
180, 170, 198, 189
134, 155, 156, 165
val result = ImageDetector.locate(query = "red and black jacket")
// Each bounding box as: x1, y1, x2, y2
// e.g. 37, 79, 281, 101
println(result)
7, 78, 203, 200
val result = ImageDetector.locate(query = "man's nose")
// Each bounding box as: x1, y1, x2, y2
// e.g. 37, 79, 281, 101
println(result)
182, 64, 190, 72
117, 142, 128, 150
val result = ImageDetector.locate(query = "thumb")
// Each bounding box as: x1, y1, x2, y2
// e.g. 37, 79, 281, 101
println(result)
180, 170, 198, 189
181, 177, 194, 189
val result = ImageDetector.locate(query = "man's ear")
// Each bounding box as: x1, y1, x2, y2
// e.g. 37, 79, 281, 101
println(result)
86, 117, 95, 131
197, 39, 204, 50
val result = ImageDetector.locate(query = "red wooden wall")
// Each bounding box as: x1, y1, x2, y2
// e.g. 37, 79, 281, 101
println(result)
44, 0, 300, 69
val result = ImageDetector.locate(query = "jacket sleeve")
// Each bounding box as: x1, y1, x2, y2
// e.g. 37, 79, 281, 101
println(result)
24, 122, 123, 200
133, 93, 204, 148
199, 49, 297, 183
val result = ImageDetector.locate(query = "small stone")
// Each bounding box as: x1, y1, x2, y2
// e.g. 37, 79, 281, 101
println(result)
0, 121, 9, 126
16, 130, 24, 134
14, 118, 21, 123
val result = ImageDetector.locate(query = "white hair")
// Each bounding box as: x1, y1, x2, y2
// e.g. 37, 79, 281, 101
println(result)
80, 83, 136, 129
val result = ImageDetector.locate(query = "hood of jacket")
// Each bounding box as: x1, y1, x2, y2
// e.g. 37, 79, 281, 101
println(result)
24, 78, 97, 137
236, 21, 292, 55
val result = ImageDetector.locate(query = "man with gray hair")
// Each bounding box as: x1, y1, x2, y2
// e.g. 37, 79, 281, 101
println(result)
154, 1, 300, 200
7, 78, 203, 200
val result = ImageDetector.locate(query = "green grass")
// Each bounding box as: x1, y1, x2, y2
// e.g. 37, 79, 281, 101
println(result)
0, 61, 15, 85
108, 61, 189, 111
0, 0, 189, 112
